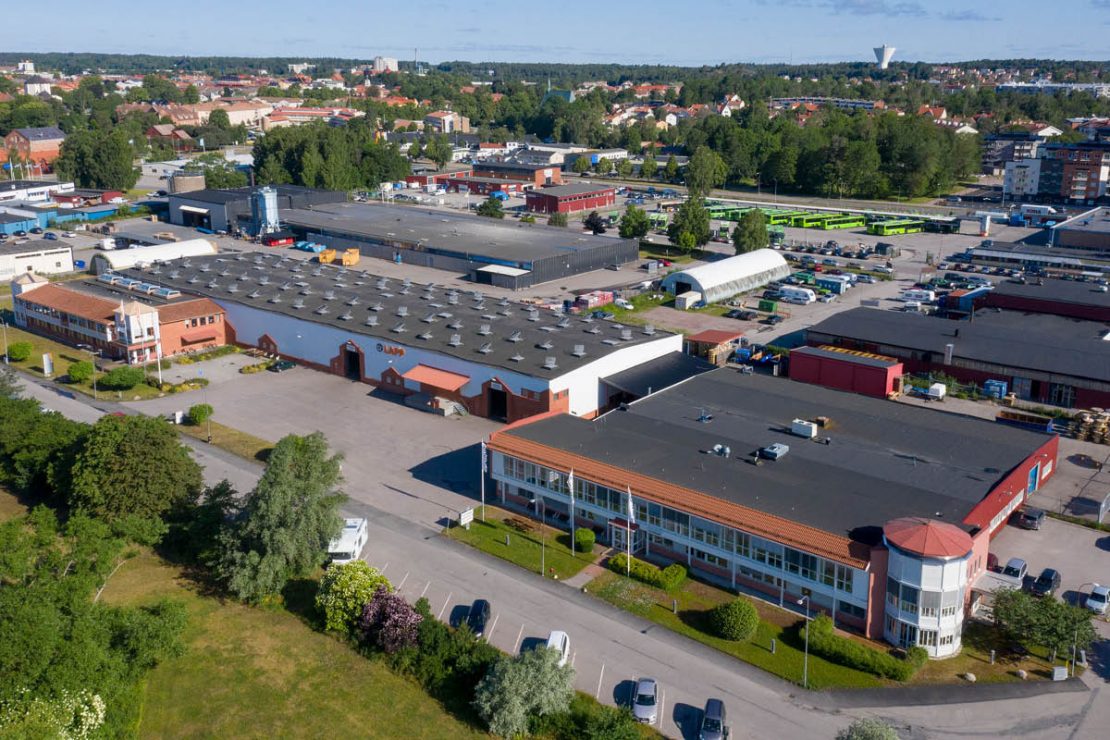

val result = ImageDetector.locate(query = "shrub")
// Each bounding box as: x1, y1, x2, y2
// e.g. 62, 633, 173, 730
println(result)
573, 528, 595, 553
186, 403, 213, 425
239, 361, 272, 374
316, 561, 392, 634
607, 553, 686, 591
6, 341, 33, 362
360, 585, 423, 653
98, 366, 144, 391
836, 718, 899, 740
67, 360, 95, 384
807, 614, 921, 681
708, 598, 759, 641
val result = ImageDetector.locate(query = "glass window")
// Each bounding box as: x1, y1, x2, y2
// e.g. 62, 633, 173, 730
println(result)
920, 591, 941, 618
900, 585, 919, 615
840, 602, 866, 619
918, 629, 937, 647
887, 577, 899, 607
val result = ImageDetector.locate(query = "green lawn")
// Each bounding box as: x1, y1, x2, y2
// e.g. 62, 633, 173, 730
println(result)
99, 550, 488, 739
176, 418, 274, 462
589, 571, 884, 690
445, 505, 597, 580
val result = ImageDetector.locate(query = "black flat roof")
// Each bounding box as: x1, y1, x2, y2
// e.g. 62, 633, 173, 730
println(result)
121, 251, 676, 380
807, 307, 1110, 382
602, 352, 716, 397
0, 239, 71, 256
530, 183, 615, 198
280, 202, 632, 264
506, 370, 1050, 538
168, 185, 330, 206
992, 277, 1110, 307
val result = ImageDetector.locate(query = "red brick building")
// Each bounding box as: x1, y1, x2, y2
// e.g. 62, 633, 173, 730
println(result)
473, 161, 563, 188
525, 183, 617, 214
788, 345, 904, 398
443, 175, 525, 196
3, 127, 66, 171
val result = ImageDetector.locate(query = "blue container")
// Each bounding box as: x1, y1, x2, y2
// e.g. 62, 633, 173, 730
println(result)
984, 379, 1008, 399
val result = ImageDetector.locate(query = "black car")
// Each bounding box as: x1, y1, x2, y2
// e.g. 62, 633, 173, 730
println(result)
1013, 507, 1045, 530
763, 314, 784, 325
30, 227, 44, 234
725, 309, 757, 321
466, 599, 491, 638
1030, 568, 1061, 598
591, 310, 615, 320
268, 359, 296, 372
13, 230, 26, 237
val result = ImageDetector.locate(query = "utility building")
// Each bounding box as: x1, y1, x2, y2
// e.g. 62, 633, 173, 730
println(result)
660, 250, 791, 304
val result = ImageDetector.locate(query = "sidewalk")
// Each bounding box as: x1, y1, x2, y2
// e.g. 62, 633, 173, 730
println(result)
563, 560, 608, 590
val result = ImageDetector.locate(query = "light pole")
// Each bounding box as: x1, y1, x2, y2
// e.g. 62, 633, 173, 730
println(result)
797, 595, 811, 689
1, 319, 8, 364
530, 497, 546, 577
198, 369, 211, 443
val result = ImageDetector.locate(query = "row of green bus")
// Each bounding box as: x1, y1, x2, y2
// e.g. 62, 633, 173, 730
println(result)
657, 202, 959, 236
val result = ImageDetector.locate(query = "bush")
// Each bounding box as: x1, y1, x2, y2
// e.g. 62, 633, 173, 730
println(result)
316, 561, 392, 634
6, 341, 33, 362
186, 403, 213, 425
359, 585, 423, 653
67, 360, 95, 384
836, 718, 900, 740
607, 553, 686, 591
708, 598, 759, 641
808, 614, 921, 681
98, 366, 144, 391
573, 528, 595, 553
238, 361, 272, 374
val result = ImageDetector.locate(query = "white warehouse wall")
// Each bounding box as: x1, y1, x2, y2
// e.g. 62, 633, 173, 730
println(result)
549, 333, 683, 416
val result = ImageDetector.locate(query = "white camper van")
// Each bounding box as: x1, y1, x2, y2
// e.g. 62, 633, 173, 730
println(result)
327, 517, 368, 565
779, 287, 817, 305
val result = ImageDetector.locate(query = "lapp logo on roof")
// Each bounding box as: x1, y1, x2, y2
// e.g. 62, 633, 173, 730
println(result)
376, 343, 405, 357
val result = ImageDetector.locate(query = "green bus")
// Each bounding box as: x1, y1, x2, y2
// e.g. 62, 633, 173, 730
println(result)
867, 219, 925, 236
924, 218, 960, 234
648, 212, 669, 229
791, 213, 832, 228
820, 214, 866, 230
762, 209, 801, 225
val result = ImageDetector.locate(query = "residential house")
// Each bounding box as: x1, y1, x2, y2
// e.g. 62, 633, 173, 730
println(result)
3, 127, 66, 170
424, 111, 470, 134
145, 124, 194, 153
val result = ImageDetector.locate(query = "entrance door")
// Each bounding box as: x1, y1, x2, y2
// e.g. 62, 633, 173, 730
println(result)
609, 522, 643, 554
488, 387, 508, 420
343, 346, 361, 380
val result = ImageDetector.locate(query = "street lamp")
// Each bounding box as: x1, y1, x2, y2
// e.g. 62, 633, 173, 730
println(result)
529, 497, 546, 577
78, 345, 102, 401
797, 595, 811, 689
1, 319, 8, 364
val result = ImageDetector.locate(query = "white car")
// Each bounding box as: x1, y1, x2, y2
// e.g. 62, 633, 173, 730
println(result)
632, 677, 659, 725
1087, 584, 1109, 615
545, 630, 570, 667
613, 298, 634, 310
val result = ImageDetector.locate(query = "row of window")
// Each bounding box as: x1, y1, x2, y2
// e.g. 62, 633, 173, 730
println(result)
886, 615, 957, 649
500, 454, 856, 595
187, 315, 221, 328
886, 578, 961, 618
16, 305, 110, 340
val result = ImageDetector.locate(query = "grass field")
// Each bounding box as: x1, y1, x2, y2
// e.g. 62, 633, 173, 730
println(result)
176, 418, 275, 462
446, 505, 596, 580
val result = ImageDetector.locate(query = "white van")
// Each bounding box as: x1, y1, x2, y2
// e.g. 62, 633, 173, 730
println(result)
779, 287, 816, 305
327, 517, 368, 565
902, 289, 936, 303
545, 630, 571, 667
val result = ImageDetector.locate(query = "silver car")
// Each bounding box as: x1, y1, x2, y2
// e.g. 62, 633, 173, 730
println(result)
632, 677, 658, 725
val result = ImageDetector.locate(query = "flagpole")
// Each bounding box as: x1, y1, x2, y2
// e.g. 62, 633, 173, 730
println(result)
626, 486, 633, 577
480, 440, 487, 522
568, 468, 576, 555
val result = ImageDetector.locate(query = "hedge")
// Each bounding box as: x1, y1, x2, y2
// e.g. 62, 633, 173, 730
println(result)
239, 360, 273, 374
186, 403, 213, 425
573, 528, 595, 553
98, 365, 145, 391
708, 598, 759, 641
6, 341, 33, 362
807, 614, 926, 681
607, 553, 686, 591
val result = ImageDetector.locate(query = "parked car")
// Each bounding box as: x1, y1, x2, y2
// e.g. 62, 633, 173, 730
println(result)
466, 599, 491, 638
1086, 584, 1109, 615
857, 274, 876, 284
1013, 507, 1045, 530
725, 309, 757, 321
30, 227, 44, 234
818, 294, 835, 303
545, 630, 570, 667
590, 310, 615, 320
1000, 557, 1028, 587
43, 232, 58, 240
13, 230, 26, 237
632, 678, 659, 725
62, 231, 76, 238
613, 298, 634, 310
764, 314, 784, 325
1029, 568, 1061, 598
699, 698, 729, 740
268, 359, 296, 373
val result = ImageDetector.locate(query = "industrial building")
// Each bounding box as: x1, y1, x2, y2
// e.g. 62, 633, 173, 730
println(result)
472, 161, 563, 188
807, 307, 1110, 409
0, 239, 73, 278
1050, 206, 1110, 252
660, 250, 792, 304
10, 272, 228, 364
166, 186, 347, 233
524, 183, 617, 214
280, 202, 639, 289
788, 345, 904, 398
0, 180, 74, 205
121, 251, 684, 422
965, 242, 1110, 274
981, 277, 1110, 322
487, 369, 1058, 657
90, 239, 218, 275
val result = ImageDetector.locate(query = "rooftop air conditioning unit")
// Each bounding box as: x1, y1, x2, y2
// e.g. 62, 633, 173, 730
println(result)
760, 443, 790, 461
791, 419, 818, 439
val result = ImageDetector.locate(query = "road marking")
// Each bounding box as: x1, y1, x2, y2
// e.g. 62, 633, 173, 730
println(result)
595, 663, 605, 700
397, 571, 409, 590
419, 581, 430, 598
659, 690, 665, 727
381, 562, 390, 573
438, 591, 452, 621
487, 613, 499, 641
514, 624, 524, 654
570, 650, 576, 668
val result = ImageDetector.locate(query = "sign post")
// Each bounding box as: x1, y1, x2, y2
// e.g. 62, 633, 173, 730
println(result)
459, 507, 474, 531
42, 353, 53, 377
480, 441, 487, 522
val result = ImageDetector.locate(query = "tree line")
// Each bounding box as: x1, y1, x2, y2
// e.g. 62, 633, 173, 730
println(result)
252, 121, 410, 191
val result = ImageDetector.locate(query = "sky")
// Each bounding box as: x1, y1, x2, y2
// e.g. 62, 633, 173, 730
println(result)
8, 0, 1110, 66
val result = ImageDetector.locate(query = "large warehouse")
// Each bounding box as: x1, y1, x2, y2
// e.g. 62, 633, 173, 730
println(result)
281, 202, 639, 289
90, 239, 217, 275
167, 185, 346, 232
121, 252, 683, 422
524, 183, 617, 214
807, 307, 1110, 408
660, 250, 792, 304
0, 239, 74, 278
487, 370, 1059, 657
980, 277, 1110, 322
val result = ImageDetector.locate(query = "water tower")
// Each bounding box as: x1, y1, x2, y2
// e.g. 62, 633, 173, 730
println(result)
250, 186, 280, 235
874, 44, 896, 70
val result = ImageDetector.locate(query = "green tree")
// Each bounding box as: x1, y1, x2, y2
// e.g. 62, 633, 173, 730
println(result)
408, 140, 424, 160
6, 342, 33, 363
583, 211, 607, 234
663, 154, 679, 182
667, 197, 711, 251
186, 403, 213, 426
732, 210, 769, 254
640, 153, 657, 180
215, 432, 346, 603
618, 204, 650, 240
425, 135, 453, 169
615, 158, 633, 177
67, 415, 202, 540
66, 360, 94, 384
572, 155, 592, 174
596, 157, 613, 174
316, 561, 392, 633
547, 212, 568, 227
182, 84, 200, 104
685, 145, 727, 198
184, 152, 248, 189
708, 597, 759, 641
473, 647, 575, 738
97, 366, 144, 391
53, 129, 139, 190
836, 718, 899, 740
206, 108, 231, 129
476, 196, 505, 219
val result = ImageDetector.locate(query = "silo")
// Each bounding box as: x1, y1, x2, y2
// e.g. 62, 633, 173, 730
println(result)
250, 186, 280, 234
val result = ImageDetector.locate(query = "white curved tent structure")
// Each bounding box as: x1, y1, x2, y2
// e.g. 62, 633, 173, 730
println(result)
91, 239, 217, 274
660, 249, 791, 304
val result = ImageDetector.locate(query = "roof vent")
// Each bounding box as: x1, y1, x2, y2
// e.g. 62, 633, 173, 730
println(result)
339, 310, 353, 321
528, 309, 540, 321
402, 278, 412, 289
269, 294, 282, 304
238, 272, 250, 282
557, 317, 571, 329
642, 324, 656, 336
422, 312, 438, 324
315, 304, 329, 315
187, 276, 199, 284
300, 287, 313, 295
376, 278, 389, 289
292, 298, 305, 309
572, 344, 587, 357
586, 325, 602, 335
227, 284, 239, 293
396, 305, 409, 317
248, 289, 262, 299
418, 331, 433, 340
620, 328, 633, 341
508, 330, 523, 343
448, 293, 459, 305
346, 296, 359, 306
711, 444, 731, 457
499, 297, 511, 307
258, 275, 270, 285
365, 315, 379, 327
323, 290, 336, 301
478, 323, 492, 335
510, 353, 525, 362
478, 342, 493, 354
791, 419, 818, 439
543, 356, 558, 370
448, 320, 463, 330
370, 302, 383, 312
280, 281, 292, 291
448, 333, 463, 346
538, 339, 554, 350
760, 443, 790, 461
391, 321, 407, 333
219, 268, 231, 277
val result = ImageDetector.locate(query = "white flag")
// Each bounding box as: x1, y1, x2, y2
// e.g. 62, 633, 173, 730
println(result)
627, 486, 635, 524
480, 440, 487, 473
567, 469, 575, 501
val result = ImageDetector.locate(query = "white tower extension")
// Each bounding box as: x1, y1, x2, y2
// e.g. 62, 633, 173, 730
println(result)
874, 44, 896, 70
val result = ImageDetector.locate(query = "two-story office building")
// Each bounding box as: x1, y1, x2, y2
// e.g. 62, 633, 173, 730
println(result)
487, 370, 1058, 657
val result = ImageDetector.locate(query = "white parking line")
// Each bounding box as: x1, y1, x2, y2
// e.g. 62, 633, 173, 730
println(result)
595, 663, 605, 700
380, 561, 390, 573
419, 581, 430, 599
514, 624, 524, 654
570, 650, 576, 668
437, 591, 453, 621
486, 613, 499, 641
659, 690, 666, 727
398, 571, 409, 590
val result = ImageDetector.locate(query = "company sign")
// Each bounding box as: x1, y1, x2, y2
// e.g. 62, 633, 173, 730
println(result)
376, 343, 405, 357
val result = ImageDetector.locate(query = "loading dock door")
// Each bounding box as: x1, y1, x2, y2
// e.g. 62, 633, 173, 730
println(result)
488, 387, 507, 420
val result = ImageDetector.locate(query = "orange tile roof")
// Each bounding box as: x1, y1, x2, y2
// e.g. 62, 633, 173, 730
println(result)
16, 284, 117, 324
402, 364, 469, 391
489, 432, 870, 568
156, 298, 223, 324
